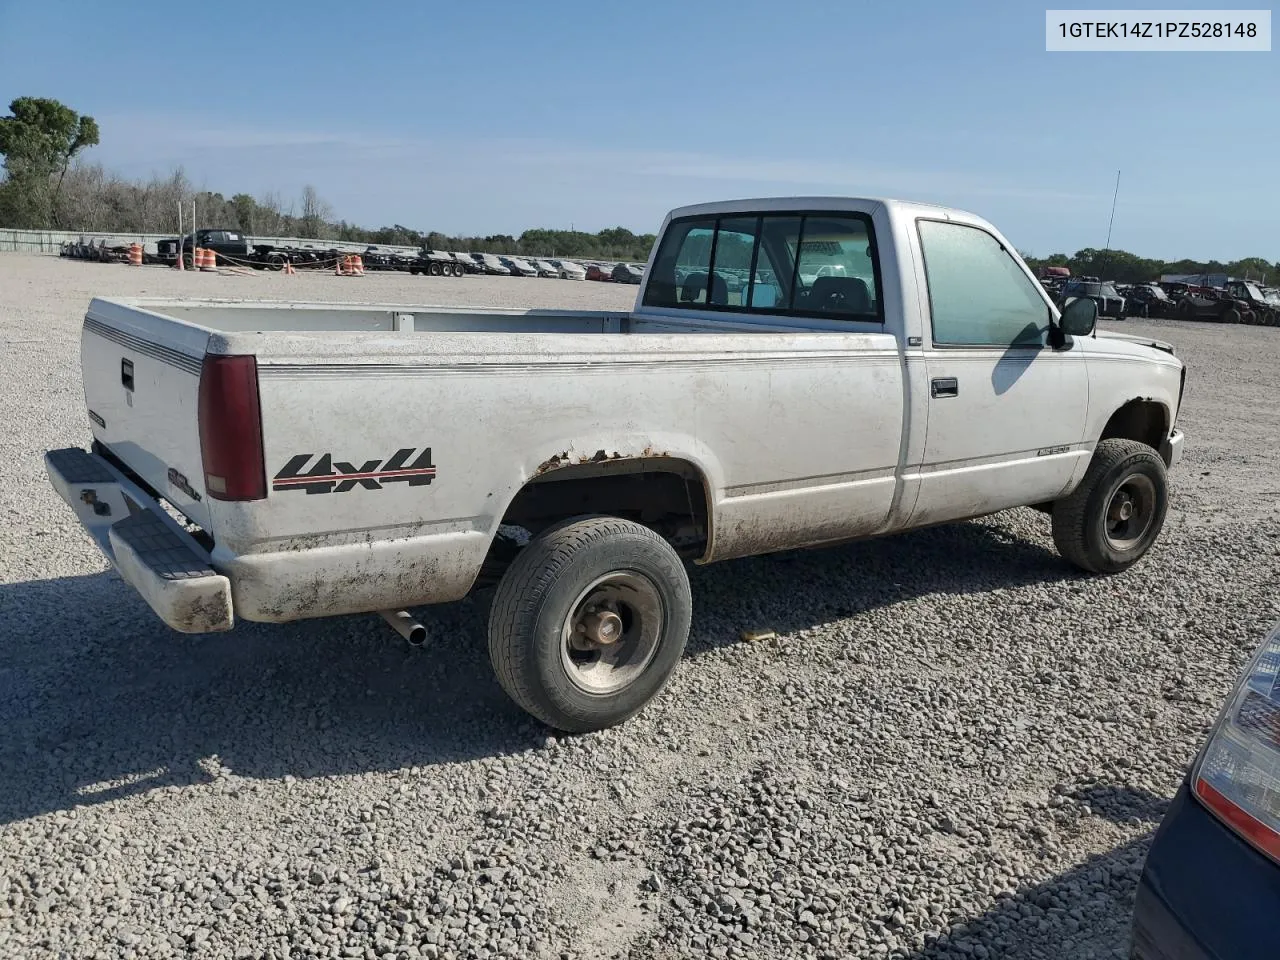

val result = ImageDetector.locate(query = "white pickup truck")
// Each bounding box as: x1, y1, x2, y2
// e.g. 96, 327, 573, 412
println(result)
46, 197, 1185, 732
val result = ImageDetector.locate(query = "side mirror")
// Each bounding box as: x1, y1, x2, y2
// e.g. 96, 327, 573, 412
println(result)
1059, 296, 1098, 337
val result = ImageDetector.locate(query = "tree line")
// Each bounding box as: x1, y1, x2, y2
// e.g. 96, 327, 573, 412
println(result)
1022, 248, 1277, 285
1, 96, 1273, 274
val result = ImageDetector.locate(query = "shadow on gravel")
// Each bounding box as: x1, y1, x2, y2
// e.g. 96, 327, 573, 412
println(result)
1068, 784, 1170, 826
907, 833, 1154, 960
684, 511, 1074, 655
0, 515, 1073, 825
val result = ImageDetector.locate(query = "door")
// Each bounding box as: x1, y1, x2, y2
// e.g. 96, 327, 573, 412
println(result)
907, 219, 1090, 527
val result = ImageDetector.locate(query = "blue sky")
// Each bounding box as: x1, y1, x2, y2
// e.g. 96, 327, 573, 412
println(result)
0, 0, 1275, 259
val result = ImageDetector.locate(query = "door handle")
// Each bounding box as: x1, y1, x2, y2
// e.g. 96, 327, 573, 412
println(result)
121, 358, 134, 391
930, 377, 958, 398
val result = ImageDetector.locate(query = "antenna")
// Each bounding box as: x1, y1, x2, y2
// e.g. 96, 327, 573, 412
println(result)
1100, 169, 1121, 281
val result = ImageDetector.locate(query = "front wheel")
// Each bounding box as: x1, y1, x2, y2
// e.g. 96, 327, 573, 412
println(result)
488, 516, 692, 732
1051, 438, 1168, 574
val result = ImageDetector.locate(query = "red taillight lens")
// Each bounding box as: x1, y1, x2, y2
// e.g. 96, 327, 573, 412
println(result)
1192, 623, 1280, 864
198, 354, 266, 501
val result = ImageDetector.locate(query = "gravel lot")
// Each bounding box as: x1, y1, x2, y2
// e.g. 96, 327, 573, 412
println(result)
2, 253, 1278, 960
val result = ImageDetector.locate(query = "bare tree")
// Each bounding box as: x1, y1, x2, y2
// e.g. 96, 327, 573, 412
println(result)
299, 184, 333, 240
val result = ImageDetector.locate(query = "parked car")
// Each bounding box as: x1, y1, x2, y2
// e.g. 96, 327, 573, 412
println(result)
1221, 280, 1280, 325
586, 264, 613, 282
529, 259, 561, 279
1058, 280, 1126, 320
612, 262, 644, 284
1124, 284, 1177, 319
451, 252, 484, 275
501, 256, 538, 277
43, 196, 1185, 734
1131, 619, 1280, 960
549, 259, 587, 280
471, 253, 511, 276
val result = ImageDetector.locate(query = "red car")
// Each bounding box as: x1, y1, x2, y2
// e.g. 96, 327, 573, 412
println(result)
586, 264, 613, 282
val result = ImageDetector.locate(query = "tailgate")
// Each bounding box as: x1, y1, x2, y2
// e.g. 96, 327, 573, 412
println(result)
80, 298, 214, 529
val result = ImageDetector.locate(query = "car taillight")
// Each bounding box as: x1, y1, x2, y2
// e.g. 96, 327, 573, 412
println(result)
1193, 623, 1280, 864
197, 354, 266, 501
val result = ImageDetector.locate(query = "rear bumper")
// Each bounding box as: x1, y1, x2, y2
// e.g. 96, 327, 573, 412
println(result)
1161, 429, 1185, 469
44, 447, 234, 633
1132, 781, 1280, 960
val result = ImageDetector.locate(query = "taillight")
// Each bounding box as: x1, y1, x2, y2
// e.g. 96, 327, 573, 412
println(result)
197, 354, 266, 501
1193, 622, 1280, 863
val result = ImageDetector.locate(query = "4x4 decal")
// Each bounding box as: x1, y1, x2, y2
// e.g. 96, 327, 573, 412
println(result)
272, 448, 436, 495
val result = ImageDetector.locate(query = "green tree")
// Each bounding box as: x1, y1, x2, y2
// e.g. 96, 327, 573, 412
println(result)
0, 96, 99, 227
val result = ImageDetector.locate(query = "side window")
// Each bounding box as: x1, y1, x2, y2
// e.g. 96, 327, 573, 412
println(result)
642, 218, 714, 307
791, 216, 879, 320
918, 220, 1050, 347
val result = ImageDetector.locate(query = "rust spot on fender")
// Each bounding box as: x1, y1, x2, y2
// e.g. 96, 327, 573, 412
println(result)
535, 445, 672, 477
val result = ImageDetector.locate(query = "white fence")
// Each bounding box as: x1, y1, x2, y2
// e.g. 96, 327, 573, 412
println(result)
0, 229, 418, 257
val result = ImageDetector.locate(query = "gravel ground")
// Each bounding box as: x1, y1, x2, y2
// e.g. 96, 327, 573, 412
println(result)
1, 252, 1278, 960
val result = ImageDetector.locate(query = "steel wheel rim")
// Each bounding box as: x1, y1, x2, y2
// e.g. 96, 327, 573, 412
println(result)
1104, 473, 1157, 549
560, 571, 664, 695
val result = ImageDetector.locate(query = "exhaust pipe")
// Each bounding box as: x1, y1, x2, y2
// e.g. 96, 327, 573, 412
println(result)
379, 609, 426, 647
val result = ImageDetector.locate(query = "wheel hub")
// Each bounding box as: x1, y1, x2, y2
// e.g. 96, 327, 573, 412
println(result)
560, 572, 664, 695
576, 607, 623, 646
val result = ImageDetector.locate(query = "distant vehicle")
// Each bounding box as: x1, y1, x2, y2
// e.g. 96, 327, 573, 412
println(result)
1124, 284, 1176, 319
472, 253, 512, 276
451, 252, 485, 275
529, 259, 561, 279
156, 228, 251, 268
1132, 619, 1280, 960
1221, 280, 1280, 325
586, 264, 613, 282
612, 262, 644, 284
410, 250, 465, 277
1059, 280, 1125, 320
501, 257, 538, 277
1174, 286, 1256, 324
549, 259, 587, 281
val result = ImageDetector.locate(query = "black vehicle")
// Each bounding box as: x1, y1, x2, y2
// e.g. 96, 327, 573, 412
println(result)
156, 228, 252, 267
410, 249, 466, 277
611, 262, 644, 284
1124, 283, 1177, 319
1174, 286, 1257, 324
1222, 280, 1280, 325
1058, 280, 1125, 320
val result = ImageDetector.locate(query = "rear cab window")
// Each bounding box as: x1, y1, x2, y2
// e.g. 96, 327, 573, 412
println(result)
643, 210, 883, 323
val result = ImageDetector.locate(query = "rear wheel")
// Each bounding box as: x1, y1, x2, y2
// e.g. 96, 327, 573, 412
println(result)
1225, 308, 1242, 324
429, 261, 443, 276
1051, 438, 1168, 574
488, 516, 692, 732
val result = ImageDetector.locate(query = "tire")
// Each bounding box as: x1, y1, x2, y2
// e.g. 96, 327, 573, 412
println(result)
453, 262, 464, 277
1225, 308, 1242, 324
429, 261, 443, 276
488, 516, 692, 732
1051, 438, 1168, 574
